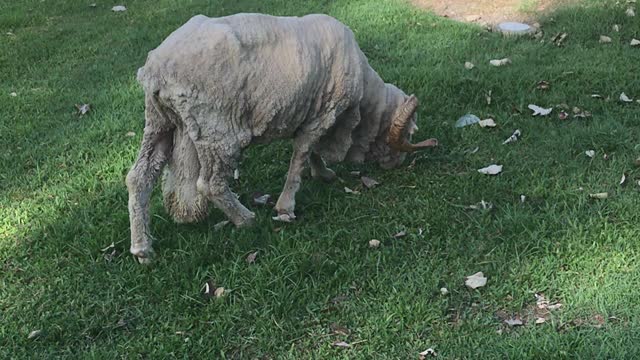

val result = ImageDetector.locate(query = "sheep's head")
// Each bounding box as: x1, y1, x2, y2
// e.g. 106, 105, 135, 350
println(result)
366, 94, 438, 169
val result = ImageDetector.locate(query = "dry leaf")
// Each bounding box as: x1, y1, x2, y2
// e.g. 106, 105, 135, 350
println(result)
631, 39, 640, 46
419, 348, 437, 358
465, 272, 487, 289
202, 280, 216, 297
558, 111, 569, 120
455, 114, 480, 128
535, 317, 547, 324
503, 129, 522, 144
585, 150, 595, 158
440, 287, 449, 295
253, 194, 271, 205
368, 239, 381, 248
75, 103, 90, 116
246, 251, 258, 264
626, 7, 636, 17
393, 230, 407, 238
478, 164, 503, 175
361, 176, 379, 189
467, 200, 493, 210
27, 330, 42, 340
350, 171, 361, 177
591, 94, 604, 99
112, 5, 126, 11
330, 323, 350, 336
214, 287, 225, 298
10, 92, 17, 97
464, 61, 475, 70
620, 92, 633, 102
620, 173, 627, 186
233, 169, 239, 180
520, 194, 526, 203
479, 118, 497, 128
536, 80, 551, 90
344, 187, 360, 195
551, 32, 568, 46
333, 341, 351, 348
125, 131, 136, 137
613, 24, 621, 32
504, 318, 523, 326
485, 90, 492, 105
490, 58, 511, 67
213, 220, 229, 230
599, 35, 612, 43
528, 104, 553, 116
589, 192, 609, 199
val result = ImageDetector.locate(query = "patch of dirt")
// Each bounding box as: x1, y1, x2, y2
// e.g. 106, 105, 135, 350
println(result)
411, 0, 574, 25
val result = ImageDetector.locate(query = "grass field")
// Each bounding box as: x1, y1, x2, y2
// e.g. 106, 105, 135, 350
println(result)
2, 0, 640, 358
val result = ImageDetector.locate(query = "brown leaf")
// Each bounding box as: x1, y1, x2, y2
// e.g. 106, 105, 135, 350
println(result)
332, 341, 351, 348
368, 239, 381, 248
393, 230, 407, 238
551, 32, 568, 46
536, 80, 551, 90
361, 176, 380, 189
330, 323, 350, 336
246, 251, 258, 264
75, 103, 90, 116
504, 318, 523, 326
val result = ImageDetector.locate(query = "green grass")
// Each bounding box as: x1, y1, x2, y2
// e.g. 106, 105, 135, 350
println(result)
2, 0, 640, 358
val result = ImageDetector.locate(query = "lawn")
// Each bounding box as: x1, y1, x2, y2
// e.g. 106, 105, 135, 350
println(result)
1, 0, 640, 358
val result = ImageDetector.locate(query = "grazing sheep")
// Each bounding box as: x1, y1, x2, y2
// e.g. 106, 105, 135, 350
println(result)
126, 13, 437, 262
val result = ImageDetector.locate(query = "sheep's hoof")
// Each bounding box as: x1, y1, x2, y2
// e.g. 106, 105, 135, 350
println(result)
135, 255, 154, 265
311, 168, 337, 183
130, 243, 154, 264
272, 212, 296, 223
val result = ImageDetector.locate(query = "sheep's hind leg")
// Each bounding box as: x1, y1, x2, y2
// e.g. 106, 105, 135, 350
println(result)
126, 104, 173, 263
310, 153, 336, 182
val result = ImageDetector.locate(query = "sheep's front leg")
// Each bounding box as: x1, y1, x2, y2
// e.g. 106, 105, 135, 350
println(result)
274, 140, 313, 220
310, 153, 336, 182
126, 127, 173, 263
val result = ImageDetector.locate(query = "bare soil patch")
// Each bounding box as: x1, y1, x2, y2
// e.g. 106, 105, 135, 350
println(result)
411, 0, 574, 25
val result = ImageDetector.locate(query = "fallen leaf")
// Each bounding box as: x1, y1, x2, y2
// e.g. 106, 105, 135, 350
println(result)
214, 287, 225, 298
272, 213, 295, 222
503, 129, 522, 144
27, 330, 42, 340
330, 323, 350, 336
246, 251, 258, 264
520, 194, 526, 203
213, 220, 229, 230
536, 80, 551, 90
350, 171, 361, 177
467, 200, 493, 210
465, 272, 487, 289
75, 103, 90, 116
89, 3, 97, 7
620, 92, 633, 103
535, 317, 546, 324
333, 341, 351, 348
528, 104, 553, 116
202, 280, 216, 297
478, 164, 503, 175
485, 90, 492, 105
620, 173, 628, 186
599, 35, 612, 43
558, 111, 569, 120
10, 92, 17, 97
112, 5, 126, 11
455, 114, 480, 128
393, 230, 407, 238
368, 239, 381, 248
573, 109, 592, 119
344, 187, 360, 195
253, 193, 271, 205
589, 192, 609, 199
603, 153, 610, 161
466, 146, 480, 154
361, 176, 379, 189
419, 348, 437, 358
613, 24, 621, 32
464, 61, 475, 70
478, 118, 497, 128
233, 169, 239, 180
585, 150, 595, 158
551, 32, 568, 46
591, 94, 604, 99
504, 318, 523, 326
626, 7, 635, 17
125, 131, 136, 137
440, 287, 449, 295
631, 38, 640, 46
490, 58, 511, 67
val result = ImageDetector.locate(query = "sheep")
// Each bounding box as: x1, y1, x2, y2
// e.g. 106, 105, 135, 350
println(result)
126, 13, 438, 262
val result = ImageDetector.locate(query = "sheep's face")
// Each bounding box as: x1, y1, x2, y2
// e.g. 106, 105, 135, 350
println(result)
366, 112, 419, 169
